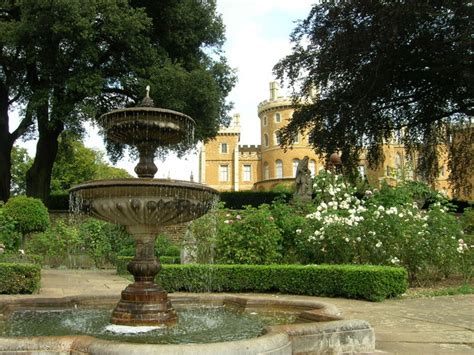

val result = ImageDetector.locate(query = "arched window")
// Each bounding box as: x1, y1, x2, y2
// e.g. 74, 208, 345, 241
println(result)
309, 160, 316, 177
275, 112, 281, 123
292, 159, 300, 177
292, 133, 299, 144
264, 133, 269, 147
275, 160, 283, 178
263, 162, 269, 180
274, 131, 281, 145
263, 115, 267, 126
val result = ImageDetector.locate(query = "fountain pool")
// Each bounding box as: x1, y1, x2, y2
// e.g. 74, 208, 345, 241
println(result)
0, 294, 375, 354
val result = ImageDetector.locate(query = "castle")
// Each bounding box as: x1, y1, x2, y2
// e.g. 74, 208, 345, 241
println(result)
199, 82, 467, 199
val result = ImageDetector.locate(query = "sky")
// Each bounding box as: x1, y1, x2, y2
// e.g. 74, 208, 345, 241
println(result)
10, 1, 314, 180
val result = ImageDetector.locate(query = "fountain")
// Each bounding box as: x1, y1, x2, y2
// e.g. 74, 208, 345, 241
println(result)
0, 88, 376, 354
70, 88, 218, 326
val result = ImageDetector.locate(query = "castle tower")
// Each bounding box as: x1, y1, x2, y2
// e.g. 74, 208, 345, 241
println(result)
255, 81, 323, 190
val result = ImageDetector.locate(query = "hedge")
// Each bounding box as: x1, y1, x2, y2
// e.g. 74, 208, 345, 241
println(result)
0, 263, 41, 294
219, 191, 292, 209
116, 255, 181, 275
155, 264, 408, 302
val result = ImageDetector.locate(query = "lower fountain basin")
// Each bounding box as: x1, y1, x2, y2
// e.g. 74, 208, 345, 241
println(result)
0, 294, 375, 354
69, 178, 218, 227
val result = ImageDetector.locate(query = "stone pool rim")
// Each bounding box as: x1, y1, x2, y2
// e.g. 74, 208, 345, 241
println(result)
0, 293, 375, 354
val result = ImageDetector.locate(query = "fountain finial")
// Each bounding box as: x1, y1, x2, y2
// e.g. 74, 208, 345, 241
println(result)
140, 85, 155, 107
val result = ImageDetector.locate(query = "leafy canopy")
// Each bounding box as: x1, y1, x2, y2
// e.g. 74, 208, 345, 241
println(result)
274, 0, 473, 197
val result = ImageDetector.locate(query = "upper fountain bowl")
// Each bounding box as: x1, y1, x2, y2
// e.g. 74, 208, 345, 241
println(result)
99, 107, 196, 147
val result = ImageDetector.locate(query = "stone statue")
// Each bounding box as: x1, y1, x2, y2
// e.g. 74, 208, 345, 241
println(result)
294, 156, 313, 202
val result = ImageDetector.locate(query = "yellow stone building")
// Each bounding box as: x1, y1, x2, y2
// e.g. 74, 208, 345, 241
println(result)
199, 82, 471, 200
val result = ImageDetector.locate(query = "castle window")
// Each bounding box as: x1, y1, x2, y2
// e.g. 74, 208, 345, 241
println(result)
219, 165, 229, 182
263, 115, 267, 126
220, 143, 228, 154
292, 159, 300, 177
274, 131, 281, 145
243, 164, 251, 181
358, 165, 366, 178
264, 162, 269, 180
264, 133, 269, 147
440, 165, 446, 177
275, 112, 281, 123
292, 132, 299, 144
309, 159, 316, 177
275, 160, 283, 178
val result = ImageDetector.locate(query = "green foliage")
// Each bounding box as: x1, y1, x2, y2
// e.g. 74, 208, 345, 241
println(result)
274, 1, 472, 195
0, 252, 42, 265
4, 196, 50, 236
220, 191, 291, 210
184, 212, 218, 264
295, 171, 467, 284
157, 264, 407, 302
0, 263, 41, 294
215, 205, 282, 264
0, 202, 21, 251
271, 199, 312, 263
51, 136, 132, 194
25, 220, 81, 267
78, 218, 122, 268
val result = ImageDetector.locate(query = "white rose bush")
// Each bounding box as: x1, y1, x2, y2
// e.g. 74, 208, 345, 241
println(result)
296, 170, 469, 284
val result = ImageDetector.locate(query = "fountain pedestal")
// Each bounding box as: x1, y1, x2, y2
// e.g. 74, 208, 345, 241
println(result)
111, 226, 177, 326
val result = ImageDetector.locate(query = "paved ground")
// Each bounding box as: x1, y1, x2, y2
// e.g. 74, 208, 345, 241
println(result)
1, 269, 473, 354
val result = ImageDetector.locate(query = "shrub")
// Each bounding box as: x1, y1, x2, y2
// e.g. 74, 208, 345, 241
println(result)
4, 196, 50, 236
0, 263, 41, 294
78, 218, 114, 268
0, 252, 42, 265
25, 220, 81, 267
157, 264, 408, 302
297, 171, 466, 284
215, 204, 282, 264
0, 203, 21, 251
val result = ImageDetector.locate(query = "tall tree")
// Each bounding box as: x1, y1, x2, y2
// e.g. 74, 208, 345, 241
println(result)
274, 0, 473, 198
0, 3, 34, 202
1, 0, 235, 204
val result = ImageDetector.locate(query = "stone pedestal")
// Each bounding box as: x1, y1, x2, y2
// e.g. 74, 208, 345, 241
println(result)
111, 226, 177, 326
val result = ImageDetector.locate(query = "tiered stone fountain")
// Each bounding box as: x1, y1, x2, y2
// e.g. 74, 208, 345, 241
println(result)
70, 88, 218, 326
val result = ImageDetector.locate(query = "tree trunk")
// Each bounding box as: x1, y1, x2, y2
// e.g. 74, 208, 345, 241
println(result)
26, 106, 64, 205
0, 86, 13, 203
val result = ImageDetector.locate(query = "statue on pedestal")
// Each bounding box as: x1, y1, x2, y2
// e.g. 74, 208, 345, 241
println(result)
294, 156, 313, 202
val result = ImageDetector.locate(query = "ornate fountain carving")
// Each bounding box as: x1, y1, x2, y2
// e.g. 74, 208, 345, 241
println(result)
70, 90, 218, 326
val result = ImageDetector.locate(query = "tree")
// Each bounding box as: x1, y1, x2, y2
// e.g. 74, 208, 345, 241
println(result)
50, 134, 132, 193
1, 0, 235, 204
0, 0, 153, 203
11, 136, 131, 195
274, 1, 473, 198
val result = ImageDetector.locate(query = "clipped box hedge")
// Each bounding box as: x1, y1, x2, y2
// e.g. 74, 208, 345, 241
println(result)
156, 264, 407, 302
116, 256, 181, 275
0, 263, 41, 294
